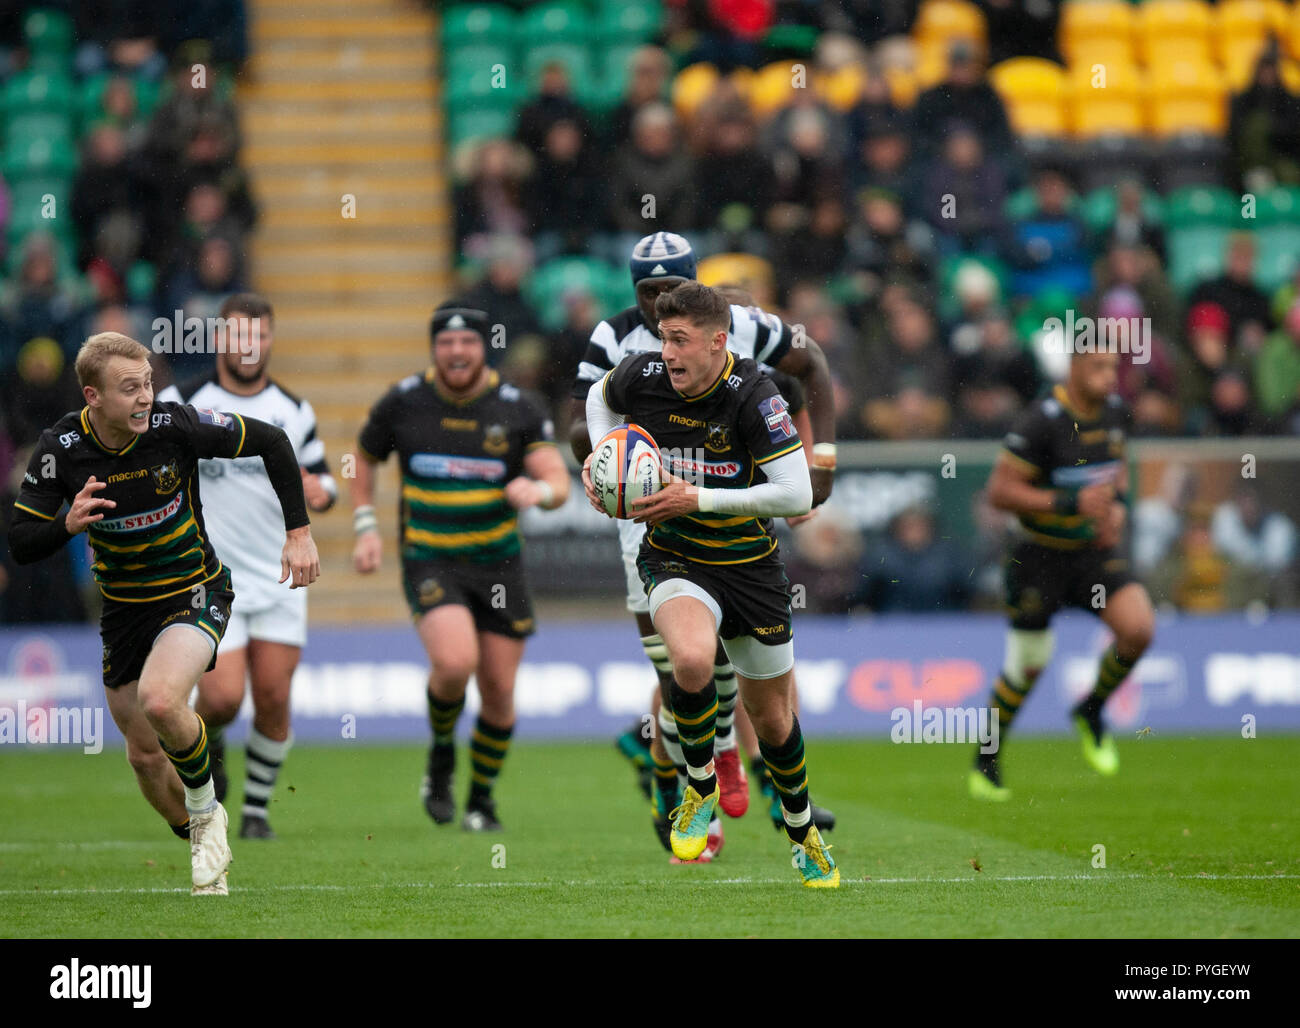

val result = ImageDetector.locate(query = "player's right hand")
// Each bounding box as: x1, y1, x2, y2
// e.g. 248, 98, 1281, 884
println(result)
65, 475, 116, 535
580, 454, 608, 516
1077, 481, 1115, 520
352, 530, 382, 573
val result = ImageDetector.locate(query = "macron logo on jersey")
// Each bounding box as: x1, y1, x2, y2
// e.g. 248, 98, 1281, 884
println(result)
195, 407, 234, 429
96, 493, 184, 533
410, 453, 506, 481
761, 395, 794, 441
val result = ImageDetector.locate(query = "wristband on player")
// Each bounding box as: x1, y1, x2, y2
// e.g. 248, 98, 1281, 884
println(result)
353, 505, 379, 536
812, 442, 837, 469
1052, 489, 1079, 516
533, 479, 555, 508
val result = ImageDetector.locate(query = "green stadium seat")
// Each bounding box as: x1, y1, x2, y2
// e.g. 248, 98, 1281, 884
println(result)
1, 135, 77, 182
594, 1, 662, 45
445, 62, 523, 112
446, 42, 515, 78
23, 8, 75, 57
1253, 186, 1300, 225
1167, 225, 1230, 293
518, 1, 593, 45
1163, 185, 1240, 228
583, 44, 642, 111
5, 111, 75, 149
1078, 185, 1164, 235
524, 43, 593, 92
449, 106, 517, 146
1002, 186, 1080, 221
526, 257, 623, 331
2, 72, 75, 117
6, 187, 76, 247
26, 52, 73, 76
442, 4, 518, 48
127, 261, 157, 305
1255, 226, 1300, 293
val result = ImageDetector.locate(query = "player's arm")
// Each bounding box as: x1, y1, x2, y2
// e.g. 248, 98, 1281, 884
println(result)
772, 336, 835, 506
298, 403, 337, 513
569, 320, 620, 462
351, 392, 396, 573
506, 400, 570, 512
579, 368, 632, 514
232, 415, 320, 588
6, 440, 102, 564
987, 453, 1113, 521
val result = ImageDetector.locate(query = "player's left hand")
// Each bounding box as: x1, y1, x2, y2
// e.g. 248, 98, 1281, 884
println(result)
505, 476, 544, 511
787, 508, 820, 528
1094, 501, 1126, 550
810, 464, 834, 506
631, 469, 699, 525
280, 526, 321, 589
301, 468, 331, 511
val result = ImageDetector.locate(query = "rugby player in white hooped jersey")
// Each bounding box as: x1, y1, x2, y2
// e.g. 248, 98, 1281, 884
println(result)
158, 292, 336, 840
568, 232, 839, 860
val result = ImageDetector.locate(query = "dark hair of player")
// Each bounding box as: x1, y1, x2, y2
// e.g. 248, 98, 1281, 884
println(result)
653, 281, 730, 334
220, 292, 274, 322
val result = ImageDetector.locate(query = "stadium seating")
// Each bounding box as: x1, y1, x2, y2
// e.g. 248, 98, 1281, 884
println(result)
1067, 59, 1144, 137
914, 0, 988, 50
441, 3, 518, 48
1059, 0, 1136, 67
989, 58, 1069, 140
1146, 59, 1227, 137
1137, 0, 1214, 68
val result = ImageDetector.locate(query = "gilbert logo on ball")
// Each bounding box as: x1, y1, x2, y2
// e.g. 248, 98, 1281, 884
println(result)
591, 424, 662, 519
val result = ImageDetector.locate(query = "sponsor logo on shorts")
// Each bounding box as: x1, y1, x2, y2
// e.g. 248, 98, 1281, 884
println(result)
207, 605, 225, 626
659, 560, 690, 575
410, 452, 506, 481
753, 624, 784, 636
511, 617, 534, 634
160, 610, 189, 626
96, 493, 184, 533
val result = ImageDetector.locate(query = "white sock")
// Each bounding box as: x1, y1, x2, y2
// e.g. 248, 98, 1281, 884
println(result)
185, 779, 217, 815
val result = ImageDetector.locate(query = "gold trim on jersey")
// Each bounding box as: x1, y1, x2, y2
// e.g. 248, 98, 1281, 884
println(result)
81, 407, 141, 456
426, 366, 500, 407
1052, 385, 1102, 424
755, 440, 802, 464
404, 518, 518, 549
646, 534, 778, 565
98, 562, 226, 603
678, 352, 735, 402
401, 484, 505, 507
13, 501, 54, 520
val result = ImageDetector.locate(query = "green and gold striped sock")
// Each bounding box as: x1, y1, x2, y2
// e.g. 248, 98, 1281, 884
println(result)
651, 748, 679, 808
759, 716, 811, 843
669, 678, 718, 797
1093, 643, 1135, 702
469, 717, 513, 801
428, 692, 465, 748
163, 715, 216, 814
990, 671, 1036, 730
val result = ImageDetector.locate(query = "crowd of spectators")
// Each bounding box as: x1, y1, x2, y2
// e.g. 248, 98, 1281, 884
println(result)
452, 2, 1300, 448
0, 2, 249, 622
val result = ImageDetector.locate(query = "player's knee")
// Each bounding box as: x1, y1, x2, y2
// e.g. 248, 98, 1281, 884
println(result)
671, 652, 714, 691
204, 693, 244, 726
431, 653, 476, 686
137, 686, 178, 729
125, 740, 167, 779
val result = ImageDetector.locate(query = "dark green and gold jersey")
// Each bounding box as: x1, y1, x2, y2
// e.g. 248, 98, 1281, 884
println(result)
14, 402, 248, 602
602, 351, 804, 565
358, 368, 555, 564
1001, 384, 1130, 550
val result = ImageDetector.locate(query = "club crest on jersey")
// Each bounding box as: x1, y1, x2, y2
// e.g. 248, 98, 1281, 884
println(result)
705, 422, 731, 453
417, 578, 444, 605
195, 407, 233, 429
150, 460, 180, 495
483, 424, 509, 457
761, 395, 794, 441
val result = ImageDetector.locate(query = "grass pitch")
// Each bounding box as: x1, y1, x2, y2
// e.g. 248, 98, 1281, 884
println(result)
1, 735, 1297, 938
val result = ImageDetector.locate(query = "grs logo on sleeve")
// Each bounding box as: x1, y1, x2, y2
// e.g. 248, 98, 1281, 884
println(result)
50, 959, 151, 1008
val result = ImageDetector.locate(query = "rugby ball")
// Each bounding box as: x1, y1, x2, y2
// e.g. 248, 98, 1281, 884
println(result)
591, 424, 662, 519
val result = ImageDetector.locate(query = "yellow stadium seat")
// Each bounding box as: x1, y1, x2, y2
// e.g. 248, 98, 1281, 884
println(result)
820, 62, 867, 111
914, 0, 988, 47
671, 62, 719, 120
1215, 0, 1290, 64
748, 60, 800, 117
1068, 60, 1144, 137
1147, 60, 1227, 135
696, 253, 775, 298
1137, 0, 1213, 65
1286, 4, 1300, 60
884, 65, 920, 107
916, 42, 955, 88
728, 65, 755, 101
1222, 34, 1292, 90
1065, 39, 1138, 72
989, 58, 1069, 137
1059, 1, 1135, 65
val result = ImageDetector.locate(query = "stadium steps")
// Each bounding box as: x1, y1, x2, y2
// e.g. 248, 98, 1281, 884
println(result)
240, 0, 451, 623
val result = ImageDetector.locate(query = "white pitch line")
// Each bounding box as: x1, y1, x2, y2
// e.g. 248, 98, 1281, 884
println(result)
0, 873, 1295, 897
0, 841, 158, 851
